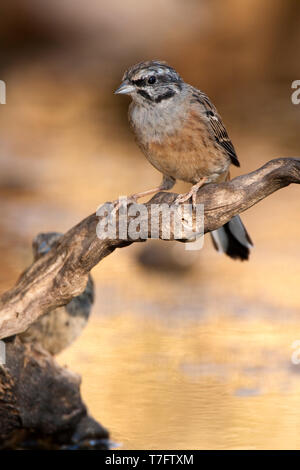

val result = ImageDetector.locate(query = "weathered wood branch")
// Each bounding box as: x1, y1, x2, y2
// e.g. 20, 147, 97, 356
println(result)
0, 157, 299, 339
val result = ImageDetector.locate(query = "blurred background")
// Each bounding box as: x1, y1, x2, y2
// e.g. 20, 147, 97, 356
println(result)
1, 0, 300, 450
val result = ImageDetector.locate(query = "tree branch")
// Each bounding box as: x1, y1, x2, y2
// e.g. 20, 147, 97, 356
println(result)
0, 157, 299, 339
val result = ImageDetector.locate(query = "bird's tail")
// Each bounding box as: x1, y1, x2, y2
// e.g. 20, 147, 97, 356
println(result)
210, 215, 253, 261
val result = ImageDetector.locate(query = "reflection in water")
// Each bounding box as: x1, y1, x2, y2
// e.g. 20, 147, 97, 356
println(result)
58, 306, 300, 450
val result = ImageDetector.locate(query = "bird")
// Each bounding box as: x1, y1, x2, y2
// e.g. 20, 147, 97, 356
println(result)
114, 60, 253, 260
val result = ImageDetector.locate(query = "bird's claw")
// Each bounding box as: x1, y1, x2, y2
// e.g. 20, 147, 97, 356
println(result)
110, 195, 138, 217
174, 194, 192, 206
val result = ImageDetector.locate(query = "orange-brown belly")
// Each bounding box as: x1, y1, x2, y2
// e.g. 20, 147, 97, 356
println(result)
142, 121, 230, 184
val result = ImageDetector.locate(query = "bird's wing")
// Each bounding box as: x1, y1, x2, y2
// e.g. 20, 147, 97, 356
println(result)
191, 90, 240, 167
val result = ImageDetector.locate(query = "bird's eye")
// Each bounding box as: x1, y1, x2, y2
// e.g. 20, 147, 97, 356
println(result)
148, 76, 156, 85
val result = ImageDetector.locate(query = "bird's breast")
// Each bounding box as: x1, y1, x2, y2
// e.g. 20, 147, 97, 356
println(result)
129, 105, 230, 184
129, 101, 185, 144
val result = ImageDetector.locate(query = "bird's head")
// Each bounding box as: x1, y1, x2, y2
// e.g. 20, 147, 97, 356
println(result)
114, 60, 183, 105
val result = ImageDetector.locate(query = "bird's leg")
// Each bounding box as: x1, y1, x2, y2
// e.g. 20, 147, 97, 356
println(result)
112, 175, 176, 213
130, 175, 176, 201
129, 187, 165, 201
174, 178, 207, 208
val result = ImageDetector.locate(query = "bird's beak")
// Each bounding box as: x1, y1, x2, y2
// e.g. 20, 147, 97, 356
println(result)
114, 80, 135, 95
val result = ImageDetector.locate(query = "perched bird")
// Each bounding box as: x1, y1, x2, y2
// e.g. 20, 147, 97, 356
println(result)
115, 60, 252, 260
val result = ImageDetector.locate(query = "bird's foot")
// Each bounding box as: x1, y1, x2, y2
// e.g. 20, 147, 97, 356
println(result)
174, 191, 193, 206
174, 178, 207, 209
110, 195, 138, 217
110, 186, 164, 217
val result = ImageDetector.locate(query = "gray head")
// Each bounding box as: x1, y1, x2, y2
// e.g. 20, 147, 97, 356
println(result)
115, 60, 183, 105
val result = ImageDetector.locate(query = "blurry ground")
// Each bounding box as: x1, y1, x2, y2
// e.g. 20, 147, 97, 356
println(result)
0, 0, 300, 450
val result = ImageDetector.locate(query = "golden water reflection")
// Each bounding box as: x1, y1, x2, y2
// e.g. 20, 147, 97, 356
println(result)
59, 306, 300, 450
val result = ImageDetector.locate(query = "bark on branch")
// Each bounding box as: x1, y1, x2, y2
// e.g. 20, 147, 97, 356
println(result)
0, 157, 299, 340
